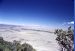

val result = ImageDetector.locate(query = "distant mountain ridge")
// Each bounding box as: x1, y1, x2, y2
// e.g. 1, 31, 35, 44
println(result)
0, 24, 53, 33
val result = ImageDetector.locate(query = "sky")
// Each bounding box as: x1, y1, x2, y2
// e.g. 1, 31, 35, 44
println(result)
0, 0, 74, 29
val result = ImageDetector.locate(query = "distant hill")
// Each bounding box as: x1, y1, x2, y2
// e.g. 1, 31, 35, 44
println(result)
0, 24, 53, 33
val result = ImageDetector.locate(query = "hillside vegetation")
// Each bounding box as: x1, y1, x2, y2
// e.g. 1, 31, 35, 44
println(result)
0, 37, 36, 51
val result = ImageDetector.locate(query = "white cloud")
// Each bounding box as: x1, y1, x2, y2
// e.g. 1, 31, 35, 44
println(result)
62, 21, 74, 25
68, 21, 74, 24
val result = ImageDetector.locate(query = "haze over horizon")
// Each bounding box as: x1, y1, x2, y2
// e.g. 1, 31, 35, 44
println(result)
0, 0, 74, 29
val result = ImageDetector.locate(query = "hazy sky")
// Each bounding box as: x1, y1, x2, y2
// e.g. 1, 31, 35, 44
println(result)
0, 0, 74, 28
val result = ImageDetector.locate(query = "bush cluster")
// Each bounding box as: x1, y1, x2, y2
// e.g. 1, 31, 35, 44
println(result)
0, 37, 36, 51
54, 26, 74, 51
